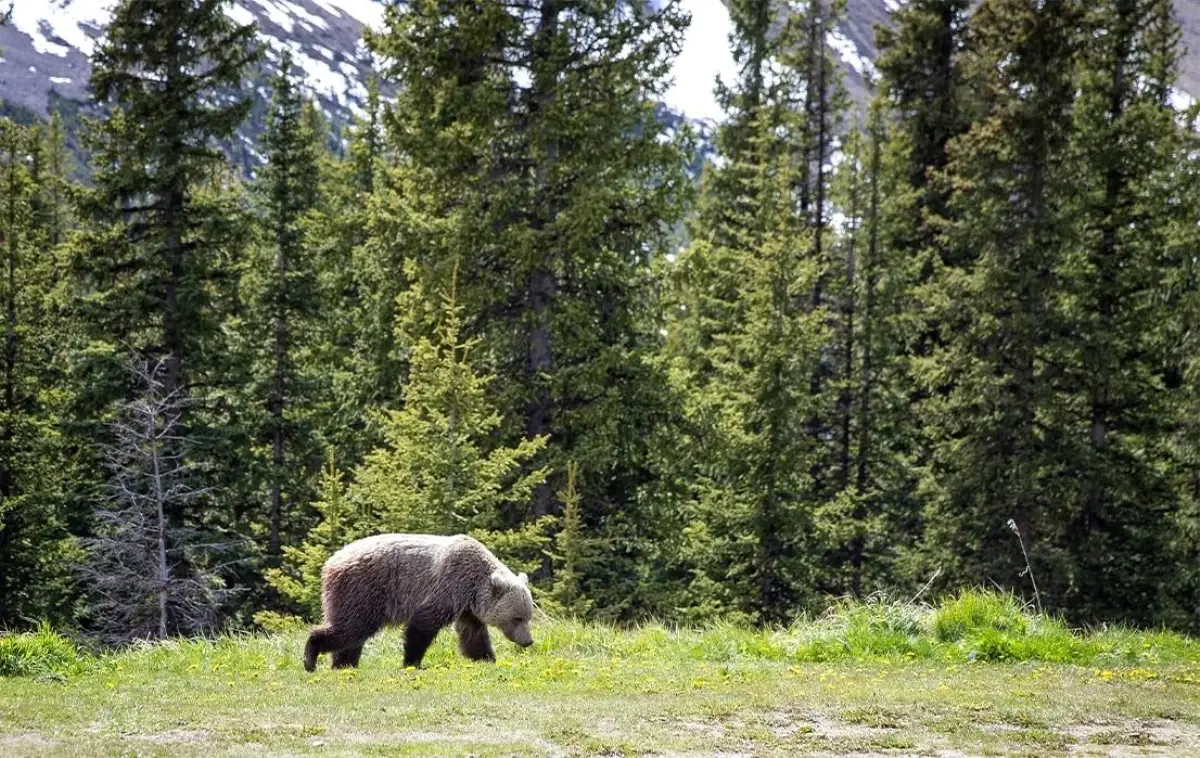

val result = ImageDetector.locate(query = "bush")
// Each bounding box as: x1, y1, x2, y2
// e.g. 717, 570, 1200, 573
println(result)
0, 623, 87, 678
932, 590, 1031, 642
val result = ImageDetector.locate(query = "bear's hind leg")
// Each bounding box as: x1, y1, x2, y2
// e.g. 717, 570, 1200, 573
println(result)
403, 606, 451, 668
304, 619, 380, 672
331, 645, 364, 669
304, 626, 345, 672
455, 613, 495, 662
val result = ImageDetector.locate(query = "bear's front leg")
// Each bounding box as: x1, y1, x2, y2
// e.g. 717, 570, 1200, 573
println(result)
455, 612, 496, 662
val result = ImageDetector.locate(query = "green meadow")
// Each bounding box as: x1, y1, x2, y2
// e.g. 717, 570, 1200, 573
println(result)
3, 591, 1199, 757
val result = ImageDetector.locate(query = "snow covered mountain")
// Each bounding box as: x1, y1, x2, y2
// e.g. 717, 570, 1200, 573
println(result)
3, 0, 384, 124
3, 0, 1198, 167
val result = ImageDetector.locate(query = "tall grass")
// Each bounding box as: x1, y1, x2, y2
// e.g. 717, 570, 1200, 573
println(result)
3, 590, 1197, 679
0, 622, 86, 678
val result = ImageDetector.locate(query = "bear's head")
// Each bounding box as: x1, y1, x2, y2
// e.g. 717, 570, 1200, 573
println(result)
480, 569, 534, 648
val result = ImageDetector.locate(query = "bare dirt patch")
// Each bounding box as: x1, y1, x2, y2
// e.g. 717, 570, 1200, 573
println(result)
1065, 718, 1200, 756
0, 733, 54, 750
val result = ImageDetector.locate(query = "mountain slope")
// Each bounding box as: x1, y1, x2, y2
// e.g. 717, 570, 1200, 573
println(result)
2, 0, 1198, 162
4, 0, 383, 114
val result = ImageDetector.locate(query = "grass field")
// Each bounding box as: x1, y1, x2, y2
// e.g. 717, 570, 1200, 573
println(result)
2, 592, 1199, 757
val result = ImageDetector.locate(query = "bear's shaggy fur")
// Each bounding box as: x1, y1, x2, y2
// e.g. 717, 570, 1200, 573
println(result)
303, 533, 534, 671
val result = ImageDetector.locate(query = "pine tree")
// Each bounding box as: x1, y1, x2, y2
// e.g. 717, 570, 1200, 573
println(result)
918, 0, 1081, 606
366, 0, 691, 615
874, 0, 971, 268
546, 461, 596, 617
352, 270, 550, 545
67, 0, 261, 620
817, 88, 928, 598
665, 0, 833, 623
261, 450, 355, 621
1053, 0, 1187, 623
270, 269, 553, 608
244, 52, 325, 562
75, 0, 260, 411
0, 119, 75, 627
31, 112, 74, 257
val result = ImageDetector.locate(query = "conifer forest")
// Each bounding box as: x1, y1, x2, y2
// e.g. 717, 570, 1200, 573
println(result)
2, 0, 1200, 642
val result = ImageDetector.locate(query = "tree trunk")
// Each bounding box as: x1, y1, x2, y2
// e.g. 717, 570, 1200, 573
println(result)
527, 0, 561, 521
852, 120, 883, 599
838, 140, 860, 491
149, 383, 170, 639
270, 235, 288, 558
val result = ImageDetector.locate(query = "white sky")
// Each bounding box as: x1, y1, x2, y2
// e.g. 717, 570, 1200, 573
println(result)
664, 0, 738, 123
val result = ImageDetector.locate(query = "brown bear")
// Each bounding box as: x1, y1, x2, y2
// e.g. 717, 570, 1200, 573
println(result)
302, 533, 535, 671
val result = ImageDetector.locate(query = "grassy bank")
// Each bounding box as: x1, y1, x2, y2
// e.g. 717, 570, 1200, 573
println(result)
2, 591, 1199, 756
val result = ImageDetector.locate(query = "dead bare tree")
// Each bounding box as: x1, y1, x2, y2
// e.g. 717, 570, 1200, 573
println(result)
79, 353, 236, 644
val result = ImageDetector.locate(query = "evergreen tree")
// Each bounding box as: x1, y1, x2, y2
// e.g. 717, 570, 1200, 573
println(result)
0, 119, 75, 627
243, 53, 325, 562
75, 0, 260, 412
874, 0, 971, 269
1053, 0, 1187, 623
270, 271, 553, 619
261, 450, 355, 621
31, 112, 74, 256
366, 0, 691, 615
819, 97, 924, 598
918, 0, 1081, 606
352, 271, 550, 551
68, 0, 261, 616
665, 0, 832, 623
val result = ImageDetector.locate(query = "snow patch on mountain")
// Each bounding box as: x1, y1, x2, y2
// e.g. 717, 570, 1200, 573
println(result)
10, 0, 116, 58
829, 29, 876, 79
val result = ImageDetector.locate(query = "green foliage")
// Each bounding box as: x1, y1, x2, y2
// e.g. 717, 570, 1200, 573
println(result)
365, 0, 693, 612
0, 623, 86, 678
352, 271, 549, 535
262, 452, 356, 620
663, 0, 846, 624
545, 462, 595, 618
0, 118, 77, 627
234, 52, 332, 572
6, 0, 1200, 641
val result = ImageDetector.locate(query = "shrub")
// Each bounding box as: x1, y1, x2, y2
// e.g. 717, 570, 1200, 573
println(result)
933, 590, 1031, 642
0, 623, 87, 678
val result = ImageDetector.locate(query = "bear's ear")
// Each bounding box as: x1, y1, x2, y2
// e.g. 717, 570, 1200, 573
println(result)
517, 572, 528, 586
489, 570, 508, 596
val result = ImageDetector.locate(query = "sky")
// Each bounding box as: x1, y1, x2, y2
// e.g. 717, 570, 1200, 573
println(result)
664, 0, 738, 123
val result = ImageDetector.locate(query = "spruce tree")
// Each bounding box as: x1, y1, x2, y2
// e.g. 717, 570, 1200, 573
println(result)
918, 0, 1081, 606
1054, 0, 1187, 623
244, 52, 325, 562
69, 0, 261, 612
820, 97, 923, 599
366, 0, 691, 615
874, 0, 971, 266
75, 0, 260, 410
0, 119, 74, 626
665, 0, 832, 623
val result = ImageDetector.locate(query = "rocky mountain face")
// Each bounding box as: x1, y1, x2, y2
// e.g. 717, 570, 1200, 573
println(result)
2, 0, 1198, 171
